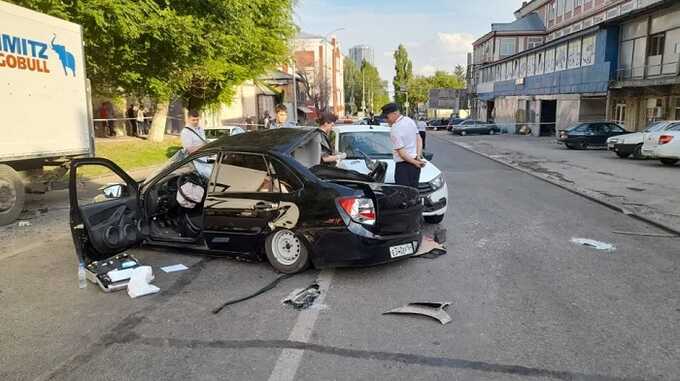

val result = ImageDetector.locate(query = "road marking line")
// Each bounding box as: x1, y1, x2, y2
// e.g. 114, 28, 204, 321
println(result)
267, 269, 335, 381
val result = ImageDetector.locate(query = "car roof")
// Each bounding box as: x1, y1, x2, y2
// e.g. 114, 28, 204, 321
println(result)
200, 127, 320, 155
334, 124, 391, 133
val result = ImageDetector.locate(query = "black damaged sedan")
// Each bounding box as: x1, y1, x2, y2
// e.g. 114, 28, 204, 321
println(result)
70, 128, 423, 274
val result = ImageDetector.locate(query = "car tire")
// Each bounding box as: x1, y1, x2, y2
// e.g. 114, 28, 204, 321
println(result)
616, 151, 631, 159
0, 164, 25, 226
489, 129, 496, 135
461, 131, 467, 136
565, 143, 576, 150
577, 142, 588, 150
660, 158, 679, 166
265, 229, 310, 274
632, 144, 644, 159
424, 214, 444, 224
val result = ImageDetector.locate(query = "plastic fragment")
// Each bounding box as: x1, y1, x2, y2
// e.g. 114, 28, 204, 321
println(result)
571, 238, 616, 252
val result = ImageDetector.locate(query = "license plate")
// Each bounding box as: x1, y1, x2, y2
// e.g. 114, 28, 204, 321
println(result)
389, 243, 414, 258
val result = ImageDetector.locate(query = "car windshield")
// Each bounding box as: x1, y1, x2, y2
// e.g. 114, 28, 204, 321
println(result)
644, 122, 667, 132
205, 129, 229, 139
339, 131, 393, 159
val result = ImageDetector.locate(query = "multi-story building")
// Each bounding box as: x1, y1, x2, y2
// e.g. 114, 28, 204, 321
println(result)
469, 0, 679, 136
284, 32, 345, 117
349, 45, 375, 67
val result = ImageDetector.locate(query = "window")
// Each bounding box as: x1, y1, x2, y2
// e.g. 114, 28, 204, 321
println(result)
500, 38, 516, 56
545, 48, 556, 73
557, 0, 564, 17
269, 158, 302, 193
581, 35, 596, 66
648, 33, 665, 56
215, 153, 274, 193
555, 43, 567, 71
527, 54, 536, 76
536, 51, 545, 75
575, 0, 582, 7
527, 37, 543, 49
568, 39, 581, 69
75, 166, 131, 207
549, 1, 556, 22
565, 0, 574, 14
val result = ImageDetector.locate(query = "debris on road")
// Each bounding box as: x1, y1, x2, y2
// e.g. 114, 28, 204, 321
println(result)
127, 266, 160, 299
160, 264, 189, 273
612, 231, 679, 238
434, 227, 447, 244
85, 253, 143, 292
282, 284, 321, 310
383, 302, 453, 325
571, 238, 616, 252
17, 220, 31, 227
414, 236, 447, 259
212, 274, 291, 314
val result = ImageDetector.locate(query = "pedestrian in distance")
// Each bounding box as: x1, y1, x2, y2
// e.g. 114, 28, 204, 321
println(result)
417, 117, 427, 150
317, 112, 346, 167
381, 102, 425, 189
136, 105, 146, 136
126, 104, 136, 136
263, 110, 272, 130
270, 104, 295, 128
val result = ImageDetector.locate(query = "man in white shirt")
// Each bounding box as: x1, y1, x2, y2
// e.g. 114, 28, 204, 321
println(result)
417, 117, 427, 149
180, 110, 212, 178
381, 103, 425, 188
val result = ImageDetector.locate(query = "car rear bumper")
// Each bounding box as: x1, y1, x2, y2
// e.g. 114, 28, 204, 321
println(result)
302, 226, 422, 269
647, 144, 680, 159
612, 143, 638, 155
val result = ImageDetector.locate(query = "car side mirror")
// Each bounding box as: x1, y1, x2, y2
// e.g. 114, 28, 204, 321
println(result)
102, 184, 125, 199
423, 152, 434, 161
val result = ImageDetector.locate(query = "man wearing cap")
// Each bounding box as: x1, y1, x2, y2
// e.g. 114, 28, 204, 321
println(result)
381, 103, 425, 189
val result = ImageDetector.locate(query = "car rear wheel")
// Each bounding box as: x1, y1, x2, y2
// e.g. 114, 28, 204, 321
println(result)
424, 214, 444, 224
616, 151, 631, 159
265, 229, 310, 274
577, 142, 588, 150
489, 129, 496, 135
632, 144, 643, 159
660, 158, 679, 166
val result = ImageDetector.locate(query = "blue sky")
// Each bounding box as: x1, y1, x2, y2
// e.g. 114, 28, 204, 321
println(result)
295, 0, 525, 90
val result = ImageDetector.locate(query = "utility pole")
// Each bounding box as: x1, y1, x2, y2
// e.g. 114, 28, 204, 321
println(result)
291, 59, 298, 124
361, 68, 366, 114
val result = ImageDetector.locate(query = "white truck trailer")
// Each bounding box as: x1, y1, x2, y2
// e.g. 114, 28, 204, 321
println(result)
0, 1, 93, 225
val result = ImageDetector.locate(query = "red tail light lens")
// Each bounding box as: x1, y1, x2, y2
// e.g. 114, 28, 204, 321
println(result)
659, 135, 674, 145
337, 197, 376, 226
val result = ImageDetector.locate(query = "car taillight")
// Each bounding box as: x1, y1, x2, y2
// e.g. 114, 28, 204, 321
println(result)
659, 135, 673, 145
337, 196, 376, 226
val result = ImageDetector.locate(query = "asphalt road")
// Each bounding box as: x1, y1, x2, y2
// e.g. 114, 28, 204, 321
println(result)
1, 131, 679, 381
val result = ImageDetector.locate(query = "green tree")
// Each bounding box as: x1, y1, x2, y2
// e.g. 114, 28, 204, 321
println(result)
393, 44, 413, 110
454, 65, 467, 85
343, 57, 361, 115
361, 62, 389, 114
10, 0, 296, 141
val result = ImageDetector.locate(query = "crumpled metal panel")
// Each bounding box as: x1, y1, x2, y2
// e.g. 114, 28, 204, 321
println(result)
383, 302, 453, 325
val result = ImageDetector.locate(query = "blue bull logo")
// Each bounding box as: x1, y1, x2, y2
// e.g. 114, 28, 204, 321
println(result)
50, 34, 76, 76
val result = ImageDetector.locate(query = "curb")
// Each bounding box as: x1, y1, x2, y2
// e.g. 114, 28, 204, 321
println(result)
438, 135, 680, 237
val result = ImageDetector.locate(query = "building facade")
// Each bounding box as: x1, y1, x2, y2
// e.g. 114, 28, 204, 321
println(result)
285, 32, 345, 117
468, 0, 680, 136
349, 45, 375, 67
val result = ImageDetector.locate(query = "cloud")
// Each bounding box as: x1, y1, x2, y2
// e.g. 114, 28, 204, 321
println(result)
436, 32, 476, 54
416, 65, 437, 76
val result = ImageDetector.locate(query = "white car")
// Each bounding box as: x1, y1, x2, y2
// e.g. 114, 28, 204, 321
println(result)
205, 125, 246, 142
607, 121, 680, 159
641, 122, 680, 166
333, 125, 448, 224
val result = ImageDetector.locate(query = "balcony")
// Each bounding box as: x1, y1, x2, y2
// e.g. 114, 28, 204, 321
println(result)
616, 59, 680, 83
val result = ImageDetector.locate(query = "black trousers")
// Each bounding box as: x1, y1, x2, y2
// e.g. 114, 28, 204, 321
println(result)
419, 131, 426, 149
395, 162, 421, 189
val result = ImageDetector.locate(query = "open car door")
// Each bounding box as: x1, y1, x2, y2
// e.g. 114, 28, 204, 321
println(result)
69, 158, 144, 265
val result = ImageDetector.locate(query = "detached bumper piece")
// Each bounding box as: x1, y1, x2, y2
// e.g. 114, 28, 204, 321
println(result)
383, 301, 453, 325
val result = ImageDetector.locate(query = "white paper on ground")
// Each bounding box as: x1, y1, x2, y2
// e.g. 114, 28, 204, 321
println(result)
571, 238, 616, 252
127, 266, 160, 298
160, 264, 189, 273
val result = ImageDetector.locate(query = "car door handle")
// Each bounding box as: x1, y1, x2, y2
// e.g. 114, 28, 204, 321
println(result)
254, 202, 277, 211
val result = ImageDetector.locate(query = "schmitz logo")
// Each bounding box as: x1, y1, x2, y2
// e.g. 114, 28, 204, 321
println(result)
0, 33, 77, 77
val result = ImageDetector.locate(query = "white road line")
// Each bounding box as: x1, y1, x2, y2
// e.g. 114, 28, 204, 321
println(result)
267, 269, 335, 381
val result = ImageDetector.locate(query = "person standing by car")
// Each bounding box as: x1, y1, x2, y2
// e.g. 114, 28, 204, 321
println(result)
180, 110, 212, 178
270, 104, 295, 128
317, 112, 346, 166
417, 117, 427, 149
381, 103, 425, 188
136, 105, 146, 136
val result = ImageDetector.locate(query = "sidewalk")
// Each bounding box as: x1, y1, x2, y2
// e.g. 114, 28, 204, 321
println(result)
435, 133, 680, 234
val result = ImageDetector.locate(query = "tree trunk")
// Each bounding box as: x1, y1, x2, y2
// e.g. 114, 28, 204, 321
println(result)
148, 100, 169, 142
112, 97, 127, 136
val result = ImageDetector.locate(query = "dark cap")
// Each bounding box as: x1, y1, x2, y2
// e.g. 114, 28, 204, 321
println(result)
380, 102, 400, 117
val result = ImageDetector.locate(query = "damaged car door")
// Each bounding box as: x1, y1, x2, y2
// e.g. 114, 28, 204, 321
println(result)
69, 158, 144, 263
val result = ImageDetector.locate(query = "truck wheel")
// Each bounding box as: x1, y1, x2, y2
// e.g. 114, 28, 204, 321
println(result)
0, 165, 25, 226
265, 229, 310, 274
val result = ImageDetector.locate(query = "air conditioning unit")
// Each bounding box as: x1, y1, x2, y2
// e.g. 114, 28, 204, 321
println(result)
515, 78, 525, 85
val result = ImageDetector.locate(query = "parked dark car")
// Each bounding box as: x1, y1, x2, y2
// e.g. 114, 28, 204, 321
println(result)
446, 117, 466, 131
69, 128, 423, 274
427, 119, 449, 131
451, 120, 501, 136
558, 122, 626, 149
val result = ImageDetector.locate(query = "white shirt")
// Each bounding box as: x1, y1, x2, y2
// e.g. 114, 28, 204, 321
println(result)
417, 120, 427, 132
390, 115, 419, 162
181, 126, 206, 154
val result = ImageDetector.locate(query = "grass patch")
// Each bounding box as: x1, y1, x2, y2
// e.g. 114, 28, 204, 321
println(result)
80, 137, 181, 178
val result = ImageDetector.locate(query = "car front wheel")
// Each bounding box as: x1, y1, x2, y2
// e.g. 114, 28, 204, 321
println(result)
660, 158, 679, 166
616, 151, 630, 159
424, 214, 444, 224
461, 131, 467, 136
265, 229, 310, 274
